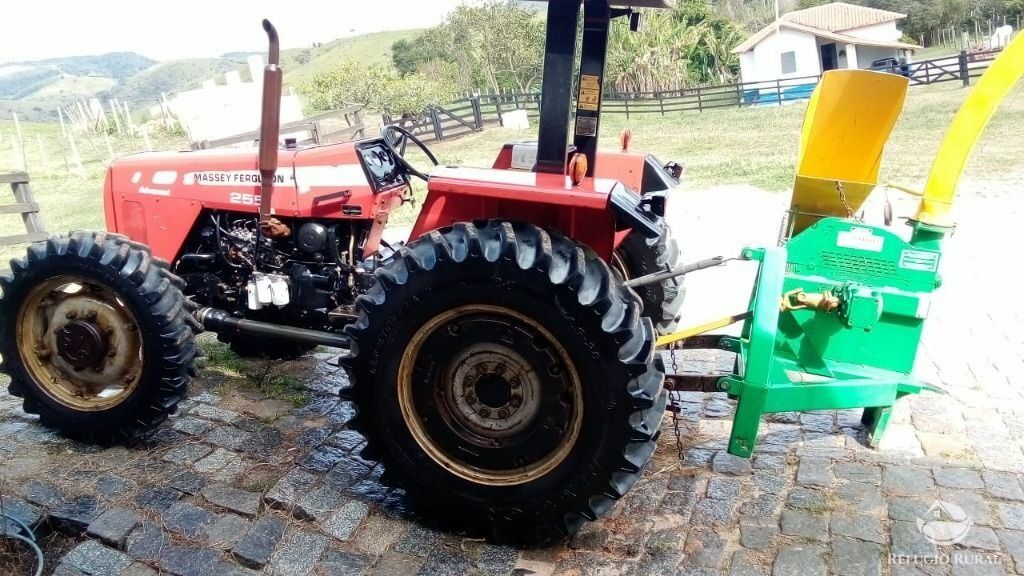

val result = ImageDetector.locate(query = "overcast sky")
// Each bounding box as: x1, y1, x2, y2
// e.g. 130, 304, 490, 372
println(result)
2, 0, 471, 62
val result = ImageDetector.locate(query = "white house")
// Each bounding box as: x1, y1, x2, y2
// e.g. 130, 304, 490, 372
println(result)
734, 2, 919, 87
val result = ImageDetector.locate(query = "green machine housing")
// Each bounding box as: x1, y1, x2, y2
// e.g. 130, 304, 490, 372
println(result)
719, 218, 942, 457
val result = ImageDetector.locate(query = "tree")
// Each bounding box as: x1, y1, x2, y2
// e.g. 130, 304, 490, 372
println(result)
300, 60, 455, 117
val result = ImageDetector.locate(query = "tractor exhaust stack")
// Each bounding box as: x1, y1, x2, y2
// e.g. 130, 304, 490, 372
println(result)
258, 19, 282, 226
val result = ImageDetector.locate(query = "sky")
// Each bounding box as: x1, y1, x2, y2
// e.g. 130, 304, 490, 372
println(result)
1, 0, 471, 63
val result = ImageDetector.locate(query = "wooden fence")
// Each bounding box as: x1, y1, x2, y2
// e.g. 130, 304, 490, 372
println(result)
378, 49, 1000, 143
0, 172, 47, 273
193, 105, 366, 150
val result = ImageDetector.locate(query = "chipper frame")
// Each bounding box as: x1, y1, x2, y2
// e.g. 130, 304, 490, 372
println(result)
653, 32, 1024, 457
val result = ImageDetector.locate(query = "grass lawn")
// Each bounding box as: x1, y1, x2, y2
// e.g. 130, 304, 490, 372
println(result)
1, 79, 1021, 258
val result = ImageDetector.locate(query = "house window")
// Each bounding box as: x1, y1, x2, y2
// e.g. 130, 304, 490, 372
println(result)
780, 51, 797, 74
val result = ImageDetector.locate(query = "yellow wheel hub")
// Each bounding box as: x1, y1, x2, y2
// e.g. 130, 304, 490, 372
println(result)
16, 275, 144, 411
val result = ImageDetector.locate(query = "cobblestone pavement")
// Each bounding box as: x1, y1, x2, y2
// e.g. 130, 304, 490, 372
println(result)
1, 179, 1022, 575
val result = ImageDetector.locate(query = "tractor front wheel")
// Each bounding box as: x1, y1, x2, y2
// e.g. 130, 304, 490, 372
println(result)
0, 232, 200, 443
344, 221, 666, 542
613, 225, 684, 335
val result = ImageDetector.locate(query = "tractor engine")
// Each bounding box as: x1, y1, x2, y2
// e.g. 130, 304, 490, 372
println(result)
176, 212, 374, 331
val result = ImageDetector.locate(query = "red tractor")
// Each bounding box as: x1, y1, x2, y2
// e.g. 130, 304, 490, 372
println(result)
0, 1, 682, 540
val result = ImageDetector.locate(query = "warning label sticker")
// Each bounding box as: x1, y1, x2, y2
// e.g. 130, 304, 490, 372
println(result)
579, 74, 601, 111
836, 227, 884, 252
899, 249, 939, 272
575, 117, 598, 137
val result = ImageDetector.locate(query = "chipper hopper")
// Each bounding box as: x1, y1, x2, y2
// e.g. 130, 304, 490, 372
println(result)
0, 1, 1021, 542
654, 32, 1024, 457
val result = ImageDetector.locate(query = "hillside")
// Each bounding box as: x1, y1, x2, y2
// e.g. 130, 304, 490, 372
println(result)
0, 29, 423, 122
281, 29, 423, 85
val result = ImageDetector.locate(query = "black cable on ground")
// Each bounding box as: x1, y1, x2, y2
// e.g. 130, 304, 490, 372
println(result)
0, 512, 44, 576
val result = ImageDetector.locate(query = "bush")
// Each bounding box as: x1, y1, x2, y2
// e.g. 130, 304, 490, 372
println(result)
300, 60, 455, 117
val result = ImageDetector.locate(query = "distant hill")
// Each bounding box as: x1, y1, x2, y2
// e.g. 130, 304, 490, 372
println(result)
0, 29, 422, 122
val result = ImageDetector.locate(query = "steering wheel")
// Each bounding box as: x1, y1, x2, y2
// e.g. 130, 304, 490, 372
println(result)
383, 125, 439, 182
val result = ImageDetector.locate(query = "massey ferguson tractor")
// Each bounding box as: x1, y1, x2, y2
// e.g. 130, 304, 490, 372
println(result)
2, 0, 1020, 542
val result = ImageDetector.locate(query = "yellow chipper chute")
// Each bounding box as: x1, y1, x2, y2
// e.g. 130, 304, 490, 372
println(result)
784, 70, 908, 236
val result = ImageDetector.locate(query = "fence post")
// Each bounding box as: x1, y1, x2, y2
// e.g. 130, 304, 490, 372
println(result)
697, 88, 703, 113
470, 95, 483, 129
658, 92, 665, 116
430, 107, 443, 141
511, 92, 520, 110
776, 79, 783, 106
735, 81, 742, 108
493, 94, 505, 127
624, 97, 630, 120
959, 50, 970, 87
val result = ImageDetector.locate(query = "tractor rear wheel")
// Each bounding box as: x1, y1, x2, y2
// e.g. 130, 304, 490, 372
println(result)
612, 225, 684, 335
344, 221, 666, 542
0, 232, 200, 443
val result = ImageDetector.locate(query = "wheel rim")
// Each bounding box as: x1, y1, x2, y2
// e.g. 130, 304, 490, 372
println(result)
398, 304, 583, 486
15, 275, 144, 411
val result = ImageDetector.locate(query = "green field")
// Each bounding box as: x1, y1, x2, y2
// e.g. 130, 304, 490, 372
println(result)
1, 79, 1021, 263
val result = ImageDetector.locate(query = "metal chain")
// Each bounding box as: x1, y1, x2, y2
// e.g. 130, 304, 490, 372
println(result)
836, 180, 857, 220
667, 345, 684, 460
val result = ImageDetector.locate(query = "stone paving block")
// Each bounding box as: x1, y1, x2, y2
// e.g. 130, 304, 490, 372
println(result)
740, 521, 777, 550
786, 487, 827, 511
295, 484, 347, 521
780, 509, 828, 542
59, 540, 133, 576
322, 499, 369, 541
740, 493, 782, 519
168, 470, 207, 495
204, 513, 250, 546
94, 474, 134, 498
996, 529, 1024, 572
395, 523, 448, 558
326, 429, 366, 452
135, 485, 183, 511
796, 458, 833, 487
752, 469, 787, 495
889, 497, 933, 521
202, 483, 260, 517
729, 550, 765, 576
940, 489, 993, 526
934, 468, 985, 490
163, 501, 216, 538
772, 544, 826, 576
712, 451, 752, 475
125, 521, 170, 562
707, 477, 742, 500
173, 417, 217, 436
891, 520, 938, 557
157, 544, 224, 576
998, 502, 1024, 530
417, 546, 472, 576
982, 471, 1024, 501
830, 512, 885, 544
87, 507, 140, 548
317, 549, 372, 576
207, 426, 253, 451
266, 529, 329, 576
958, 526, 1001, 551
19, 479, 64, 508
681, 528, 725, 568
918, 432, 975, 461
693, 493, 737, 524
163, 443, 213, 464
232, 514, 287, 569
297, 444, 351, 473
831, 537, 882, 576
834, 462, 881, 485
265, 467, 319, 513
0, 495, 41, 534
883, 465, 936, 496
662, 473, 701, 516
50, 495, 101, 534
191, 404, 242, 424
474, 544, 518, 576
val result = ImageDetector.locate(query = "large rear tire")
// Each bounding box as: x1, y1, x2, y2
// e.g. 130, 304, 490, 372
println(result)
343, 221, 666, 542
613, 225, 684, 335
0, 232, 200, 443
